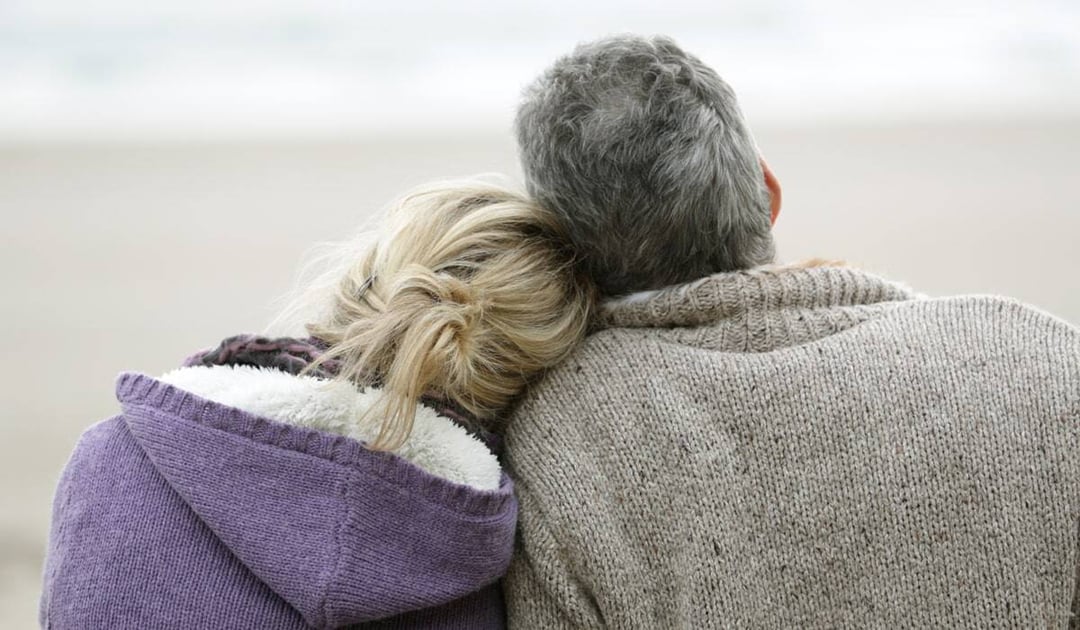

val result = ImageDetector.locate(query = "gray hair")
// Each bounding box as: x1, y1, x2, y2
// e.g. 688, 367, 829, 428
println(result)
515, 34, 775, 296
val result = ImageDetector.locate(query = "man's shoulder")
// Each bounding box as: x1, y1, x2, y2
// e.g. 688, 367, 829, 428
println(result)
523, 292, 1080, 380
594, 292, 1080, 351
507, 293, 1080, 432
891, 294, 1080, 347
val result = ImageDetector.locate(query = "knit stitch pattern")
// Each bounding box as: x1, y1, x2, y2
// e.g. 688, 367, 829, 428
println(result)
504, 265, 1080, 629
40, 373, 517, 629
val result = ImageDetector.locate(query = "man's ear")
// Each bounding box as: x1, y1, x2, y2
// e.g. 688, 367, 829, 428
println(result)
761, 159, 782, 226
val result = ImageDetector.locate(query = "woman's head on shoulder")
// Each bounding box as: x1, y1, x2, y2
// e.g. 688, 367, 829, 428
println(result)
297, 178, 594, 450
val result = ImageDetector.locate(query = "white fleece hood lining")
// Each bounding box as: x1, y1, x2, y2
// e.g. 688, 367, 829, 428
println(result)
158, 365, 502, 491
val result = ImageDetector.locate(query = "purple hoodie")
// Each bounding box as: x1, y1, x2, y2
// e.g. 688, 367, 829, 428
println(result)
39, 371, 518, 629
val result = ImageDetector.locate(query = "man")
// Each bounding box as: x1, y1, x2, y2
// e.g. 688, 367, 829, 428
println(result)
503, 34, 1080, 628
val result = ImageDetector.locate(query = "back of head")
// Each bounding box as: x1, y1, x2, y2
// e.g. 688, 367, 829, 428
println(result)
306, 181, 594, 450
516, 34, 774, 296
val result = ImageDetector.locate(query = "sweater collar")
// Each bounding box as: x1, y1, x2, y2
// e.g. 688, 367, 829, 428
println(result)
602, 264, 918, 330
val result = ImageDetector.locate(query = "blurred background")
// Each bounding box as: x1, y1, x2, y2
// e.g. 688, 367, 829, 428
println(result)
3, 0, 1079, 626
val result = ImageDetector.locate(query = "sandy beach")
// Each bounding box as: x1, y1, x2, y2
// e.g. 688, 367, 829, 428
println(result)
3, 119, 1078, 627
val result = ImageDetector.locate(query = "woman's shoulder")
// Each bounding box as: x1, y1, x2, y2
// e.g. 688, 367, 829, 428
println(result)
62, 414, 136, 479
101, 362, 519, 625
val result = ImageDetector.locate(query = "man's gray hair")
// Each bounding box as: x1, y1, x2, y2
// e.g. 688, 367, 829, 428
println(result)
516, 34, 775, 296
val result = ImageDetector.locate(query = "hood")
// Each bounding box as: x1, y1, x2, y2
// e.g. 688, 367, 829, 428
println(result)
115, 367, 517, 628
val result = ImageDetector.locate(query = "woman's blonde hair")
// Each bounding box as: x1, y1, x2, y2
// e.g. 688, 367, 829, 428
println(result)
301, 179, 593, 450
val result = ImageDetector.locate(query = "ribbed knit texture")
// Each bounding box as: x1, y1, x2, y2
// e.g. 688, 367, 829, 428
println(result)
503, 264, 1080, 629
40, 373, 517, 629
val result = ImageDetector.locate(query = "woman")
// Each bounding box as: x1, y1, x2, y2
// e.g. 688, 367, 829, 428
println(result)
39, 181, 594, 629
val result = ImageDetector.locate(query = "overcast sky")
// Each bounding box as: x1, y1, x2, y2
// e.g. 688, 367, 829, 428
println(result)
2, 0, 1078, 138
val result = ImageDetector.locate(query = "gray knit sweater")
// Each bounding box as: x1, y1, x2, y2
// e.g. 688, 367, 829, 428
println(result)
503, 265, 1080, 629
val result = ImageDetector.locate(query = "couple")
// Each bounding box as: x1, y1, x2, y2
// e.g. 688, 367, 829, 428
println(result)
40, 35, 1080, 629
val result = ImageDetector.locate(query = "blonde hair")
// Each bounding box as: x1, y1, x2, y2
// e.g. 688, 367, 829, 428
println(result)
302, 180, 593, 450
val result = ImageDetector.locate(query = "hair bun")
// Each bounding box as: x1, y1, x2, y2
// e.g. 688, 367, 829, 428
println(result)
305, 181, 594, 451
383, 264, 486, 366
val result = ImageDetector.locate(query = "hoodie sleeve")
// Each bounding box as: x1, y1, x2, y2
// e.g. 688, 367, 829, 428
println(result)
39, 418, 118, 628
